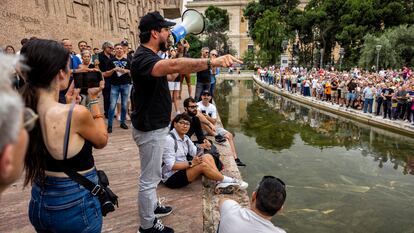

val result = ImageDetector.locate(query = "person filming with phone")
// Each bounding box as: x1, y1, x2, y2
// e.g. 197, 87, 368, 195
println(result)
20, 39, 108, 232
162, 113, 248, 192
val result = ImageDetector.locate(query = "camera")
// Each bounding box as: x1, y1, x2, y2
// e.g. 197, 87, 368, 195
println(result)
73, 71, 102, 89
97, 170, 118, 216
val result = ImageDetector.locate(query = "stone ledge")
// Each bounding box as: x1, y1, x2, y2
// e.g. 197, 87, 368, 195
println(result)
253, 75, 414, 138
201, 117, 250, 233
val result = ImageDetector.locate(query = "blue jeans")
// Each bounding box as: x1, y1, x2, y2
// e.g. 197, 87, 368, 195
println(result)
195, 82, 210, 101
347, 93, 356, 101
108, 84, 130, 127
364, 98, 373, 113
29, 169, 102, 233
210, 75, 216, 97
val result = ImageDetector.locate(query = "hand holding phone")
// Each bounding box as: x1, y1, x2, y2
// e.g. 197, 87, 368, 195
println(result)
73, 71, 103, 89
88, 80, 105, 99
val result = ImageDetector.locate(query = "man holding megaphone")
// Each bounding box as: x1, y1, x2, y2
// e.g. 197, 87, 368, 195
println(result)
130, 11, 242, 233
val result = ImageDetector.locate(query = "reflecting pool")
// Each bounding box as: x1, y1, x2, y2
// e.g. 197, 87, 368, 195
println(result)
215, 79, 414, 233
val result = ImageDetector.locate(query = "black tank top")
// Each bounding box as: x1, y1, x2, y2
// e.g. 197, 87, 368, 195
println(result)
45, 140, 95, 172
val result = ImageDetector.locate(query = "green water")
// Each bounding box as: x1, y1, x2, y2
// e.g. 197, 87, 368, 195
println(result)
215, 80, 414, 233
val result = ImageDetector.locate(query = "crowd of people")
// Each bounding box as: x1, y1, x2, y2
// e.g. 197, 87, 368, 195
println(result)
0, 11, 286, 233
258, 66, 414, 123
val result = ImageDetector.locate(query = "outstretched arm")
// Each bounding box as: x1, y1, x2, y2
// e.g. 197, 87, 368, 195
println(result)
151, 55, 242, 77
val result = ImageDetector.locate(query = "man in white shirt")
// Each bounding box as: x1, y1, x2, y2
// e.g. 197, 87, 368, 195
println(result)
197, 90, 246, 166
162, 113, 248, 193
218, 176, 287, 233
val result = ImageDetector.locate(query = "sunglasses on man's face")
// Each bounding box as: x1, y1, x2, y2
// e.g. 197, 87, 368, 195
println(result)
187, 105, 197, 109
23, 108, 38, 132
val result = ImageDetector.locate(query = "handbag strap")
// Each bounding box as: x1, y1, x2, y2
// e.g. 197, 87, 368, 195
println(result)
62, 101, 102, 196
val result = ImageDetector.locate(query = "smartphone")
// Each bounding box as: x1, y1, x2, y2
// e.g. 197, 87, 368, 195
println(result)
73, 71, 102, 89
196, 147, 204, 156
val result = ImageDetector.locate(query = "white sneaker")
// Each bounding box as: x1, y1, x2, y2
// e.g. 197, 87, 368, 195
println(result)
215, 179, 248, 194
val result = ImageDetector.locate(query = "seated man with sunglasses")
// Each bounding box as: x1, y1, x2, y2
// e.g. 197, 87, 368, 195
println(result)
218, 176, 287, 233
162, 113, 247, 193
197, 90, 246, 166
0, 54, 33, 195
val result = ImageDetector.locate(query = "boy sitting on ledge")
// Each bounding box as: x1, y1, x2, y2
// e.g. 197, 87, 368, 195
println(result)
162, 113, 248, 193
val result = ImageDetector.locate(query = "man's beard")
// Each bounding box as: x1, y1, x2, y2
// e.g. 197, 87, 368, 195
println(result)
159, 40, 168, 52
187, 109, 197, 117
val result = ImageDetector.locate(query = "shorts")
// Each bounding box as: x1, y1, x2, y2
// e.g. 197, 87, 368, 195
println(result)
168, 81, 180, 91
341, 90, 348, 99
331, 90, 338, 98
216, 127, 229, 137
347, 92, 356, 101
164, 170, 190, 189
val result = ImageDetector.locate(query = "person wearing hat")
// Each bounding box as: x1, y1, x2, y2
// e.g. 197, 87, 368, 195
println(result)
197, 89, 246, 166
131, 11, 242, 233
218, 176, 287, 233
121, 40, 133, 62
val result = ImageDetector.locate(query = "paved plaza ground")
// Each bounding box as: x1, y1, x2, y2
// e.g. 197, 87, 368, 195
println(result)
0, 88, 204, 233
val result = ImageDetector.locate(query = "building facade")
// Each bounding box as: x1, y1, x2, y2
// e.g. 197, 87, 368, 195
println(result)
186, 0, 253, 58
0, 0, 181, 52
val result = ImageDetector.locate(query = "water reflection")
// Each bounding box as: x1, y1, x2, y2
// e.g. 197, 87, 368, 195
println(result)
216, 80, 414, 175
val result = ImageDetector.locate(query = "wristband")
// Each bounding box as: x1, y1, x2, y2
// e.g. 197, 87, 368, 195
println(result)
93, 113, 104, 119
87, 99, 99, 109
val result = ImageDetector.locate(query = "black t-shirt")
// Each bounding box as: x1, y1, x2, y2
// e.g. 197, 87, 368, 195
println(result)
98, 52, 113, 72
382, 88, 394, 101
197, 69, 210, 84
130, 46, 172, 131
187, 116, 206, 144
98, 52, 114, 86
347, 82, 357, 93
108, 57, 132, 86
331, 81, 338, 90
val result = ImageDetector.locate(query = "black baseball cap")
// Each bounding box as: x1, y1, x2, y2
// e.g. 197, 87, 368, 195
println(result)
201, 90, 210, 96
120, 40, 128, 46
139, 11, 176, 32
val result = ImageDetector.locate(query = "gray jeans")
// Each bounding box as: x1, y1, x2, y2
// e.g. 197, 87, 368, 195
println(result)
132, 127, 169, 229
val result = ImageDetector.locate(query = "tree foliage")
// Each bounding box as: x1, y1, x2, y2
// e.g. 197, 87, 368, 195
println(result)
242, 49, 256, 70
253, 10, 288, 65
244, 0, 414, 68
359, 25, 414, 69
203, 5, 232, 54
185, 34, 202, 58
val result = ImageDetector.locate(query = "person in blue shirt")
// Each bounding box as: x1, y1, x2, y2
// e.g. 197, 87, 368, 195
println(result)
59, 39, 82, 103
209, 50, 220, 99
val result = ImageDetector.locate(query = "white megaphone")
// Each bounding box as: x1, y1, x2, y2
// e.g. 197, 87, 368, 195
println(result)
171, 9, 205, 44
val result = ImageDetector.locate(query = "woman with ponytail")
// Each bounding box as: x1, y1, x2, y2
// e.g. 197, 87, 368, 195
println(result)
21, 39, 108, 233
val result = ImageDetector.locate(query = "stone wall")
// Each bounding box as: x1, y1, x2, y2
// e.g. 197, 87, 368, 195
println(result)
0, 0, 181, 53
